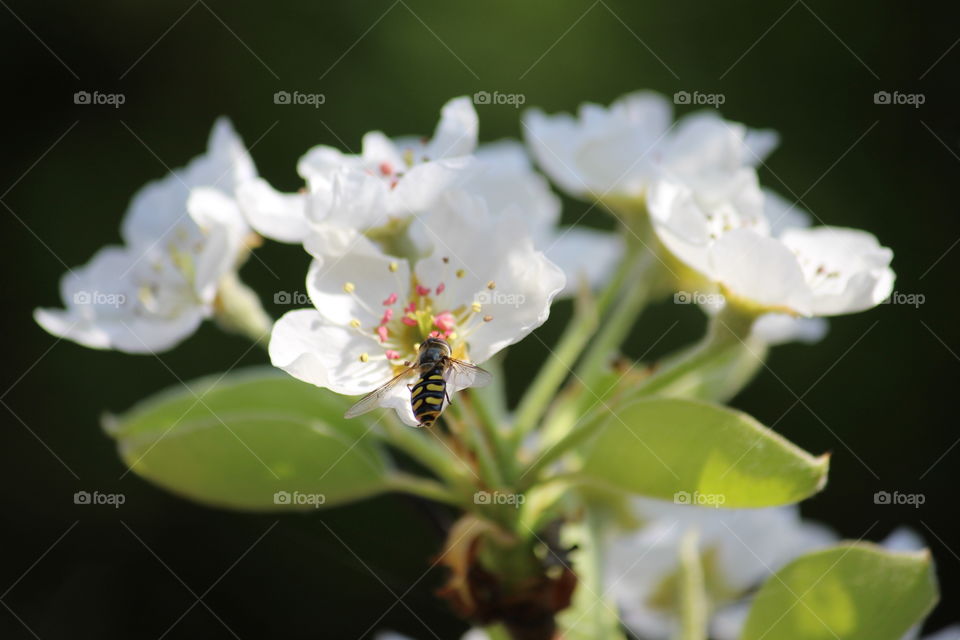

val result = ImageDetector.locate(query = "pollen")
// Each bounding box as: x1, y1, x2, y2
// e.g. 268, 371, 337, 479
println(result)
343, 282, 356, 293
349, 319, 361, 328
472, 302, 482, 313
456, 269, 465, 278
483, 315, 493, 322
388, 261, 399, 273
359, 353, 369, 363
487, 280, 496, 290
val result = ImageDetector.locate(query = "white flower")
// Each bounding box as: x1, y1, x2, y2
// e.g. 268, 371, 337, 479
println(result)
523, 91, 776, 202
648, 178, 895, 318
239, 100, 622, 296
269, 199, 565, 425
606, 498, 835, 640
35, 119, 259, 353
238, 97, 478, 243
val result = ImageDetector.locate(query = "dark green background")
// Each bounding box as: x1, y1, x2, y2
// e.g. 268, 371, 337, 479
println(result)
2, 1, 957, 638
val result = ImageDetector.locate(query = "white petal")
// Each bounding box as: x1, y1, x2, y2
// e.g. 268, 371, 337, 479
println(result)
752, 313, 829, 346
780, 226, 895, 316
187, 187, 249, 301
744, 127, 780, 165
236, 178, 310, 243
426, 96, 478, 159
523, 108, 591, 197
269, 309, 391, 396
710, 229, 812, 315
881, 526, 926, 553
305, 242, 411, 328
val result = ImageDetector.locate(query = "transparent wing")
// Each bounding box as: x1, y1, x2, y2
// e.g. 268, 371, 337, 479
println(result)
444, 358, 493, 391
344, 366, 418, 418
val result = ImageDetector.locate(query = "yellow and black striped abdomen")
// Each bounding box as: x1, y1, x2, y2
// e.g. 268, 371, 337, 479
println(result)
410, 365, 446, 427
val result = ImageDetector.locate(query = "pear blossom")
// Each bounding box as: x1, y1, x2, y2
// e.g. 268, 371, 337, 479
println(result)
606, 498, 836, 640
35, 119, 262, 353
648, 178, 895, 318
269, 199, 565, 425
522, 91, 777, 203
238, 99, 622, 295
238, 96, 478, 244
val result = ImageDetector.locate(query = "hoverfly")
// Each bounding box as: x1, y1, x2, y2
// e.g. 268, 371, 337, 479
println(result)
344, 337, 492, 427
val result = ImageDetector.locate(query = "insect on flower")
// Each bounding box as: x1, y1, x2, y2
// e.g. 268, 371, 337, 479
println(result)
344, 337, 492, 427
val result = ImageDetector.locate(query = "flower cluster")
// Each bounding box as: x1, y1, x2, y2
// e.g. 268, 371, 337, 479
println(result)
35, 119, 262, 353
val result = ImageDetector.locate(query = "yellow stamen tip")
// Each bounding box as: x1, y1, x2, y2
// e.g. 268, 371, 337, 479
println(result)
486, 280, 496, 290
359, 353, 369, 363
388, 262, 399, 273
350, 319, 361, 328
343, 282, 356, 293
456, 269, 465, 278
483, 315, 493, 322
471, 302, 482, 313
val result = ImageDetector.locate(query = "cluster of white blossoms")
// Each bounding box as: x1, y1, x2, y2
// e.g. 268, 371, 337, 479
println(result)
34, 119, 261, 353
36, 92, 895, 423
604, 500, 958, 640
525, 91, 895, 339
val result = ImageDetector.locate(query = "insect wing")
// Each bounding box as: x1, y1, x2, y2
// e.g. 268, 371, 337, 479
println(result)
444, 359, 493, 391
344, 367, 418, 418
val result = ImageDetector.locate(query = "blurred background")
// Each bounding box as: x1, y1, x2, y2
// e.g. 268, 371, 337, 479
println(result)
2, 1, 958, 637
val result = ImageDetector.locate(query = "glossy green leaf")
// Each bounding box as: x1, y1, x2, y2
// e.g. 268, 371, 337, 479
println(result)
578, 397, 829, 508
104, 367, 392, 511
740, 544, 938, 640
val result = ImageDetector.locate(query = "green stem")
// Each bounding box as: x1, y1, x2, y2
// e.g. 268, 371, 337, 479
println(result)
509, 248, 639, 447
467, 389, 515, 484
386, 472, 463, 507
449, 401, 505, 489
635, 305, 756, 397
381, 415, 474, 495
213, 272, 273, 348
574, 249, 659, 388
677, 529, 708, 640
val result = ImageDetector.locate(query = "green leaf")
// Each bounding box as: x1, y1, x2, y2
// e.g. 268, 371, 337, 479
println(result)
578, 397, 828, 508
104, 367, 392, 511
740, 544, 938, 640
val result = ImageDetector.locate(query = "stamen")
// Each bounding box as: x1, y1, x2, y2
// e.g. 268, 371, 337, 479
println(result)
379, 162, 392, 176
377, 326, 389, 343
359, 353, 369, 363
388, 262, 399, 273
416, 285, 431, 296
350, 319, 361, 328
456, 269, 465, 278
486, 280, 496, 290
402, 315, 418, 327
472, 302, 482, 313
343, 282, 356, 293
434, 311, 455, 332
436, 282, 446, 295
383, 292, 398, 306
385, 349, 400, 360
483, 315, 493, 322
380, 308, 394, 325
